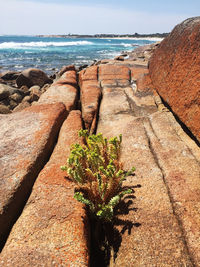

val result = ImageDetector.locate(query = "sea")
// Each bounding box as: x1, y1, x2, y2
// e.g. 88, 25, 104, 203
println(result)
0, 35, 161, 74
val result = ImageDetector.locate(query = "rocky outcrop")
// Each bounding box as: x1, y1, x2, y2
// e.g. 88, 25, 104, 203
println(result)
96, 61, 199, 266
0, 69, 52, 114
0, 21, 200, 267
0, 111, 89, 266
16, 68, 52, 88
149, 17, 200, 142
79, 66, 101, 133
38, 68, 78, 111
0, 103, 66, 247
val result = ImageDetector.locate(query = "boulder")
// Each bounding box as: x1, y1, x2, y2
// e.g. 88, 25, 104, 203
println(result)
12, 101, 31, 112
19, 85, 29, 94
8, 100, 18, 110
9, 93, 23, 103
0, 84, 18, 101
56, 70, 77, 86
22, 95, 32, 103
0, 71, 20, 81
149, 17, 200, 142
58, 64, 76, 77
0, 110, 89, 266
38, 70, 78, 111
16, 68, 52, 88
0, 104, 11, 114
29, 85, 42, 102
0, 103, 66, 247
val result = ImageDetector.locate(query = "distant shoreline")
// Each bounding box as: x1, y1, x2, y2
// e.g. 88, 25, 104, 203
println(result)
36, 33, 168, 40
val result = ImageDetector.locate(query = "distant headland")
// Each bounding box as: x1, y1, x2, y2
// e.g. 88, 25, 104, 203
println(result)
36, 32, 169, 38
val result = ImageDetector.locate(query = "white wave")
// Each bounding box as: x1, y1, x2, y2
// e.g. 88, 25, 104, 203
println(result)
14, 65, 24, 68
0, 41, 93, 49
120, 43, 132, 47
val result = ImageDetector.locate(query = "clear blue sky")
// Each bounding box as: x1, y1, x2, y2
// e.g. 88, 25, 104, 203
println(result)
1, 0, 200, 35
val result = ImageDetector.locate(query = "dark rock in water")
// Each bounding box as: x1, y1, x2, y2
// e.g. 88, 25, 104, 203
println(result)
149, 16, 200, 142
16, 68, 52, 88
0, 104, 11, 114
1, 71, 21, 81
0, 84, 18, 101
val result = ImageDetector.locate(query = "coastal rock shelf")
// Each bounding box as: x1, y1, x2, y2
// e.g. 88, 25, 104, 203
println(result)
0, 17, 200, 266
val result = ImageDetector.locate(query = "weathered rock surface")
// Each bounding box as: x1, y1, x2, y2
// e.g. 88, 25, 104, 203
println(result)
0, 21, 200, 267
96, 61, 199, 266
58, 64, 76, 77
79, 66, 101, 133
38, 69, 78, 111
0, 110, 89, 267
149, 17, 200, 142
16, 68, 52, 88
0, 103, 66, 247
99, 64, 130, 87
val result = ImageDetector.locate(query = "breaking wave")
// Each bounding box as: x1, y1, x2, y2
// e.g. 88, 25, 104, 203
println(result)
0, 40, 93, 49
120, 43, 132, 47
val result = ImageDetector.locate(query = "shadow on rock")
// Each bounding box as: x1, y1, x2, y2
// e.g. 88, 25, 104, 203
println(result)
89, 185, 141, 267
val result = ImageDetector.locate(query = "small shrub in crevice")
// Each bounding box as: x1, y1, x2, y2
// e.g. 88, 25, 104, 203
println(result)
61, 129, 135, 222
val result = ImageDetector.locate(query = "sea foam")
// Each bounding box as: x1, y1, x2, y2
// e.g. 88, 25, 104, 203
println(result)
0, 41, 93, 49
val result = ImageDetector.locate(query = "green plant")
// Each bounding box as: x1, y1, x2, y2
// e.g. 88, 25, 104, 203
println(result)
61, 129, 135, 221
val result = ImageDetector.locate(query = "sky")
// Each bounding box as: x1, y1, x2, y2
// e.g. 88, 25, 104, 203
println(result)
0, 0, 200, 35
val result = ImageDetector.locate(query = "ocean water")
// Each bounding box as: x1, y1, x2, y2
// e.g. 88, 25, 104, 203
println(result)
0, 35, 159, 74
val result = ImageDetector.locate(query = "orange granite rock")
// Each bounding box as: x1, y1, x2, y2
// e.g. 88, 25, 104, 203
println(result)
0, 110, 89, 267
79, 66, 101, 133
99, 64, 130, 81
149, 17, 200, 142
38, 69, 78, 111
96, 77, 198, 266
79, 65, 98, 85
136, 73, 154, 92
0, 103, 66, 247
55, 70, 77, 86
58, 64, 76, 77
130, 64, 149, 81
